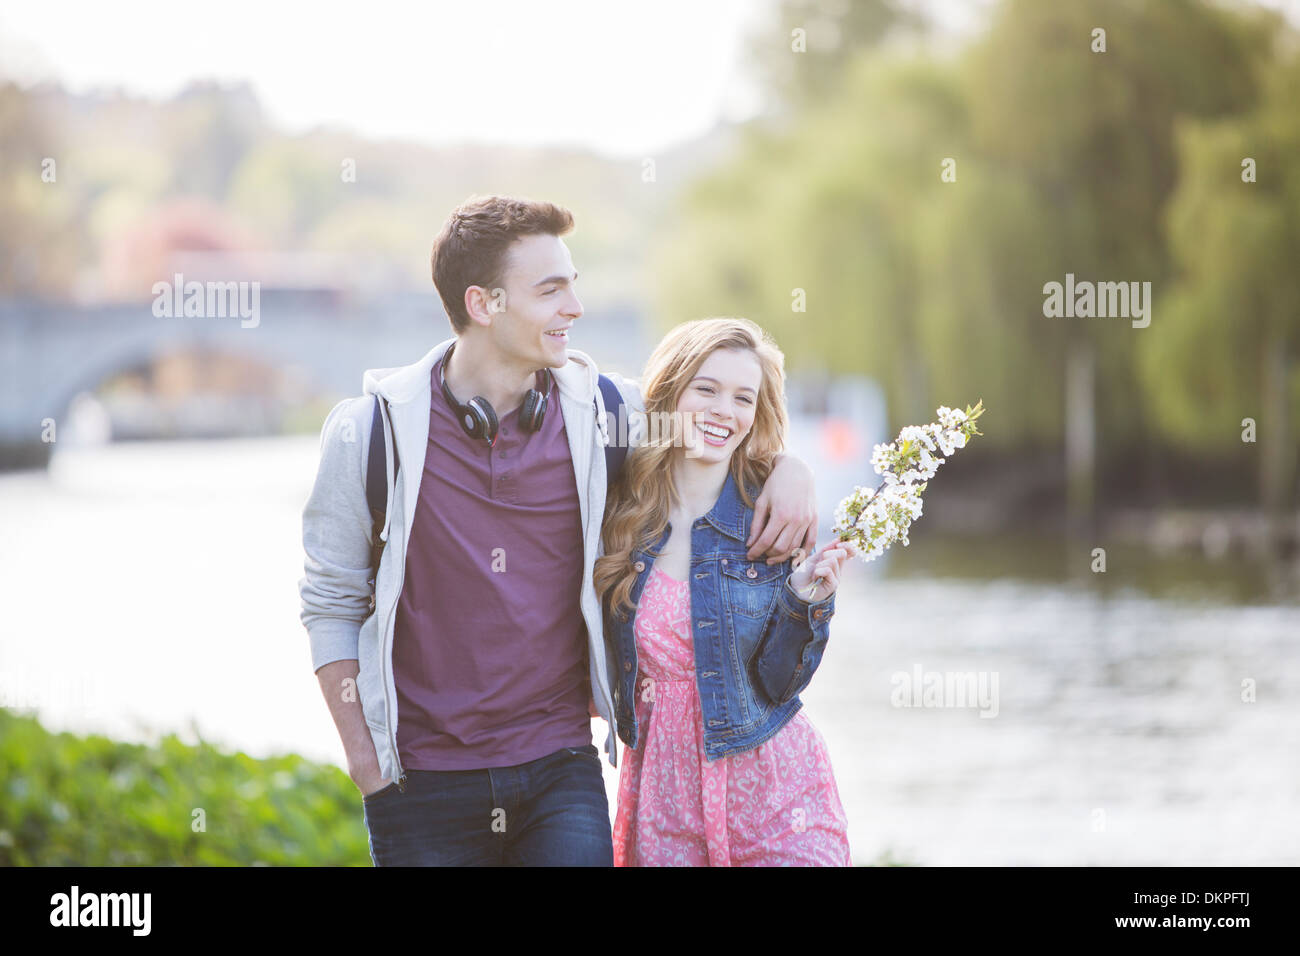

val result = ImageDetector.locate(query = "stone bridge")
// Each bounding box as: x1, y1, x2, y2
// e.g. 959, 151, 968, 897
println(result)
0, 291, 650, 469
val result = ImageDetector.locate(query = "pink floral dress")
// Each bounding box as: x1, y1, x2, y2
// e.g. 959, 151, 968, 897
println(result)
612, 565, 852, 866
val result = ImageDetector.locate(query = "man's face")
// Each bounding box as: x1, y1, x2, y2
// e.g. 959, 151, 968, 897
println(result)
488, 233, 583, 370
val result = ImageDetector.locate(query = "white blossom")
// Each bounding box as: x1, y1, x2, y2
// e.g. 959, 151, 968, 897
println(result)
823, 401, 984, 573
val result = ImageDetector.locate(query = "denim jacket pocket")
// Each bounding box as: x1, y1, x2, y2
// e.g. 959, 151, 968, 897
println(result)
719, 559, 785, 619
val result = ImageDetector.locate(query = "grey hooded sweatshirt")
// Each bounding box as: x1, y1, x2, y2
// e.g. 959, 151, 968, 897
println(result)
298, 337, 643, 785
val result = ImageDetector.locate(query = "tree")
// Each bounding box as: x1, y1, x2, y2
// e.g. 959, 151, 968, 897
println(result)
1142, 50, 1300, 515
744, 0, 923, 109
953, 0, 1273, 526
654, 56, 967, 430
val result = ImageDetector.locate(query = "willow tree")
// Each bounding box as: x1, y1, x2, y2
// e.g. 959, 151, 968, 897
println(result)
655, 56, 966, 431
1141, 50, 1300, 518
958, 0, 1273, 528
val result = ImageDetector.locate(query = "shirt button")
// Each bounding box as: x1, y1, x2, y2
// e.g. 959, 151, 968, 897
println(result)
746, 567, 757, 578
720, 558, 728, 566
633, 561, 645, 572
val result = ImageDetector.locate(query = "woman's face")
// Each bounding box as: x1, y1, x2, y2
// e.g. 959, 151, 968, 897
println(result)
673, 347, 763, 466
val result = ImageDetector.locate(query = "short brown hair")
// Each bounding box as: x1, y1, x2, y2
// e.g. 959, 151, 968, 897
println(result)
430, 195, 575, 334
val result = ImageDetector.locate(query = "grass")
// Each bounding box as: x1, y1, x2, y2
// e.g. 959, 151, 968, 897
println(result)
1, 707, 916, 866
0, 708, 370, 865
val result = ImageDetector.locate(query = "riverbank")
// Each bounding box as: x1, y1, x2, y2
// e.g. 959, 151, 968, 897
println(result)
915, 451, 1300, 601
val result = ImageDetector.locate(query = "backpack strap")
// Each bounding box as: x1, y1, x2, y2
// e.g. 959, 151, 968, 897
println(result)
365, 395, 395, 598
597, 374, 627, 487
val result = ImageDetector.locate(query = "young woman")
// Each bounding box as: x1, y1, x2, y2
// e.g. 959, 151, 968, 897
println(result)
595, 317, 855, 866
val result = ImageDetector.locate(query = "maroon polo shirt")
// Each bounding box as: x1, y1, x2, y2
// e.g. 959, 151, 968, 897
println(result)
391, 357, 591, 770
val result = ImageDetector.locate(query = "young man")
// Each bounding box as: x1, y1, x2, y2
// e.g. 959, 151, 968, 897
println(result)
298, 196, 818, 866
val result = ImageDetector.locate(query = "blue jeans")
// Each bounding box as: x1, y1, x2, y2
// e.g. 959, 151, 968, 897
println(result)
361, 743, 614, 866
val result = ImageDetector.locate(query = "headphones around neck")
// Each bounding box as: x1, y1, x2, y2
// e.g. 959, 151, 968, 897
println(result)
439, 342, 551, 448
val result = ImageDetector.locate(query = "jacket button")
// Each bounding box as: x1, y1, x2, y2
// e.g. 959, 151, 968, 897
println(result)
746, 567, 758, 578
624, 661, 633, 671
633, 561, 645, 572
813, 609, 825, 620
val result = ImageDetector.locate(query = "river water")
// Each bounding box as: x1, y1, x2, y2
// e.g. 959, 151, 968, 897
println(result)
2, 436, 1297, 865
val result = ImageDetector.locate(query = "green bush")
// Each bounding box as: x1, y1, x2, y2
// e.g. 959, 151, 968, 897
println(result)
0, 708, 371, 865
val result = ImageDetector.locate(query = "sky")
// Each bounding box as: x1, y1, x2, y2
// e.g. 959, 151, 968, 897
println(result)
2, 0, 1297, 158
0, 0, 774, 158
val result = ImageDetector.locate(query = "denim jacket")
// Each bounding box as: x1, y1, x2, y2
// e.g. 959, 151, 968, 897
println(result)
605, 470, 837, 761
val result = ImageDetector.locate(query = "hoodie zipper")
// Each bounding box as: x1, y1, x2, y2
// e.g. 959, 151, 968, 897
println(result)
378, 397, 407, 793
584, 391, 618, 747
382, 590, 406, 792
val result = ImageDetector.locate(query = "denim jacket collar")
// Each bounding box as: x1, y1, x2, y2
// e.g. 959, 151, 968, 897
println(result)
639, 469, 754, 557
702, 469, 752, 544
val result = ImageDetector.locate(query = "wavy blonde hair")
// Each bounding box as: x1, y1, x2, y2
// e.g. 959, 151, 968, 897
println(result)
595, 317, 789, 620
